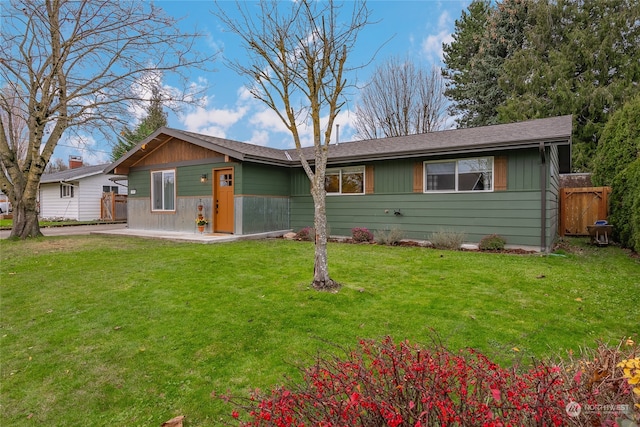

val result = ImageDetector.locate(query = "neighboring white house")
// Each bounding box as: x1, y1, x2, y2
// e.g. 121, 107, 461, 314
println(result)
39, 160, 127, 221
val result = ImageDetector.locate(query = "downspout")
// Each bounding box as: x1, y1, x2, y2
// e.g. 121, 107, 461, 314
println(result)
539, 142, 547, 252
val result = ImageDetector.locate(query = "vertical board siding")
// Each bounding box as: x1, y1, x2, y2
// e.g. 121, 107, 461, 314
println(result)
374, 160, 412, 193
559, 187, 611, 236
508, 149, 540, 190
413, 162, 423, 193
494, 156, 508, 190
365, 165, 374, 194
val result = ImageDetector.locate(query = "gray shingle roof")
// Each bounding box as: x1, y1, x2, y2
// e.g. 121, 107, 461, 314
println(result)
41, 164, 109, 183
105, 115, 572, 173
309, 115, 573, 164
172, 129, 292, 164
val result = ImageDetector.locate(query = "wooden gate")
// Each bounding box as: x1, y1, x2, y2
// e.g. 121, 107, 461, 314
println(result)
101, 192, 127, 221
559, 187, 611, 236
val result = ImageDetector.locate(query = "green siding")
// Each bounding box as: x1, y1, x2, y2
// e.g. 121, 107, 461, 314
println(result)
127, 170, 150, 197
374, 159, 413, 193
289, 148, 557, 248
178, 163, 231, 197
240, 163, 290, 196
291, 191, 545, 247
547, 145, 560, 246
291, 169, 311, 196
125, 144, 561, 249
128, 162, 235, 198
508, 149, 541, 190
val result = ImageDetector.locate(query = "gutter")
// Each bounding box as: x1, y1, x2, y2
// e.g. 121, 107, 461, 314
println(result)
539, 141, 547, 252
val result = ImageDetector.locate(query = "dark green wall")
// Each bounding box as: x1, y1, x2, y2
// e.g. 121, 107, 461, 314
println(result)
291, 191, 545, 247
125, 146, 560, 248
289, 148, 557, 249
239, 163, 290, 196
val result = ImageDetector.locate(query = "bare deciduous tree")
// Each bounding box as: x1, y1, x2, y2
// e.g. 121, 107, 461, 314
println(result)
0, 86, 29, 170
0, 0, 215, 238
353, 56, 447, 139
216, 0, 371, 291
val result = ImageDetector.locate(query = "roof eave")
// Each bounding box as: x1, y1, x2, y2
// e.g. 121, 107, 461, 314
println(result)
319, 137, 572, 165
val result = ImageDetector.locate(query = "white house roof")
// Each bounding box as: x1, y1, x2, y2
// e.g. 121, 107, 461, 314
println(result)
40, 164, 110, 183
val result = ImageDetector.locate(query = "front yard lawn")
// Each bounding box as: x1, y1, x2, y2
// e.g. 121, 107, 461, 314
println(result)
0, 236, 638, 426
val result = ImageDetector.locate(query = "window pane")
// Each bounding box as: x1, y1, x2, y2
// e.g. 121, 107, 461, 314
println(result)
325, 172, 340, 193
163, 171, 175, 210
425, 162, 455, 191
458, 158, 492, 191
341, 169, 363, 193
152, 172, 163, 210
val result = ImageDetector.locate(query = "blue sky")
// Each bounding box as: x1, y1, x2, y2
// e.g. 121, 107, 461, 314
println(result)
55, 0, 470, 165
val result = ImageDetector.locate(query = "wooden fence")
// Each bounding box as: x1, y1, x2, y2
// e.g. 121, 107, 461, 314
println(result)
559, 187, 611, 236
101, 192, 127, 221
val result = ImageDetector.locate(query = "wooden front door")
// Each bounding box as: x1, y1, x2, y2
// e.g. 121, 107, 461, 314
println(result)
214, 168, 234, 233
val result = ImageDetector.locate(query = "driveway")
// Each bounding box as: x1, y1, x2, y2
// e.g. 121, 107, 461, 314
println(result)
1, 223, 287, 244
0, 223, 127, 239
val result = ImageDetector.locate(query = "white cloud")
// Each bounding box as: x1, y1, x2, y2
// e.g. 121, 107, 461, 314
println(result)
421, 10, 454, 64
247, 130, 270, 147
55, 133, 110, 165
181, 106, 247, 133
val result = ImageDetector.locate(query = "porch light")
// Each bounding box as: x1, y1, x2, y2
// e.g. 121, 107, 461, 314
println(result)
200, 173, 208, 183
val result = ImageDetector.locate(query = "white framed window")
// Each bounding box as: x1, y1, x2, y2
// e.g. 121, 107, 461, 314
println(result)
151, 169, 175, 211
102, 186, 119, 194
424, 157, 493, 192
325, 166, 365, 195
60, 183, 74, 198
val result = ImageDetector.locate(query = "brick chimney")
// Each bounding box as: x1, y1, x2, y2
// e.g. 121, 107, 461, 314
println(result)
69, 155, 83, 169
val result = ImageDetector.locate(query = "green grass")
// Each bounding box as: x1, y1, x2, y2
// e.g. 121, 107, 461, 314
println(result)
0, 219, 122, 229
1, 236, 638, 426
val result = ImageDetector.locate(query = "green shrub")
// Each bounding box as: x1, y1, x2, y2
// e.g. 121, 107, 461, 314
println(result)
374, 227, 405, 246
609, 159, 640, 252
351, 227, 373, 243
479, 234, 507, 251
429, 230, 465, 250
295, 226, 315, 241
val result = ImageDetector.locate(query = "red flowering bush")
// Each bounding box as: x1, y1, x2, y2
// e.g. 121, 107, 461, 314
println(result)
218, 336, 639, 426
351, 227, 374, 243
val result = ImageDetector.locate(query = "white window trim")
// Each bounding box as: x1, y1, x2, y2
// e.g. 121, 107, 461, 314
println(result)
325, 166, 366, 195
151, 169, 176, 212
423, 157, 494, 193
60, 183, 74, 198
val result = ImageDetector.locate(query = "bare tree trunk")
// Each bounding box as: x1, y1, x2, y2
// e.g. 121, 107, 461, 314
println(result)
311, 180, 340, 291
10, 201, 41, 239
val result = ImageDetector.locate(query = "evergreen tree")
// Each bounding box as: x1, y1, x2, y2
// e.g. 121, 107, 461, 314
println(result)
442, 0, 492, 128
442, 0, 530, 128
498, 0, 640, 171
591, 95, 640, 187
111, 86, 168, 161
